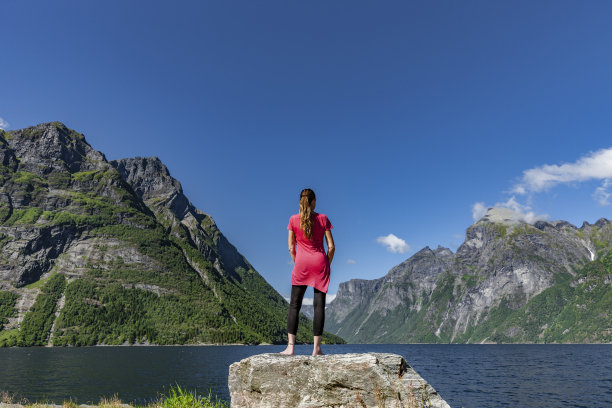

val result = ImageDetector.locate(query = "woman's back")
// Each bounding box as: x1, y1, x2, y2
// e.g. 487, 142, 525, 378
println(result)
288, 212, 332, 253
287, 211, 333, 293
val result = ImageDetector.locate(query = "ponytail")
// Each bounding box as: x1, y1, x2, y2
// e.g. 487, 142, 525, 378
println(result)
299, 188, 316, 239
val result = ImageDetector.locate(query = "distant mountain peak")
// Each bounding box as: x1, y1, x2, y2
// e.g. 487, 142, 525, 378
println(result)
110, 156, 182, 202
433, 245, 453, 257
3, 121, 106, 174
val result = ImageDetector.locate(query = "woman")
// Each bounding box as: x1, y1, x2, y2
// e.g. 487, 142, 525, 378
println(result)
280, 188, 335, 356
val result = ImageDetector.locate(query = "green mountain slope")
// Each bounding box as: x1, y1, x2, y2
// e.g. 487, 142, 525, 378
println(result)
327, 207, 611, 343
0, 122, 344, 347
461, 252, 612, 343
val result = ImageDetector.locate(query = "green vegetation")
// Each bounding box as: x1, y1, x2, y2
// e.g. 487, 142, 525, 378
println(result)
509, 223, 542, 237
0, 206, 9, 222
456, 296, 516, 343
334, 247, 612, 344
0, 385, 228, 408
326, 272, 461, 344
428, 273, 456, 310
47, 170, 72, 188
3, 207, 44, 225
157, 384, 228, 408
489, 223, 507, 238
46, 222, 343, 345
34, 190, 155, 228
0, 328, 19, 346
53, 278, 212, 346
591, 229, 610, 258
13, 171, 48, 186
0, 129, 11, 140
1, 213, 343, 346
71, 170, 99, 182
0, 218, 343, 346
461, 274, 481, 288
460, 251, 612, 343
18, 273, 66, 346
0, 291, 18, 330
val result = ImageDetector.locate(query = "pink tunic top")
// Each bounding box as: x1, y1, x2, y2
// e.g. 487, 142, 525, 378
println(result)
287, 212, 333, 293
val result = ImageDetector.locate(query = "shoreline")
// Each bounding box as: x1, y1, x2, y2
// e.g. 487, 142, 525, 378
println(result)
1, 341, 611, 348
0, 385, 229, 408
0, 404, 132, 408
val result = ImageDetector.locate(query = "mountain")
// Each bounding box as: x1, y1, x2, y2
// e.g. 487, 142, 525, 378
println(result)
326, 207, 612, 343
0, 121, 344, 347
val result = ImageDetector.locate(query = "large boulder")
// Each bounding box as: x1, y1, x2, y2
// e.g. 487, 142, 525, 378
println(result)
228, 353, 450, 408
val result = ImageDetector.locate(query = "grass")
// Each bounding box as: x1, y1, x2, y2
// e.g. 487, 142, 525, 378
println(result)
0, 385, 229, 408
0, 329, 19, 343
0, 291, 19, 330
13, 171, 48, 186
155, 385, 228, 408
3, 207, 44, 225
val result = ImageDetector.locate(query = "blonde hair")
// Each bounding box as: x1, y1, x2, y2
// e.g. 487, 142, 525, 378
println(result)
299, 188, 316, 239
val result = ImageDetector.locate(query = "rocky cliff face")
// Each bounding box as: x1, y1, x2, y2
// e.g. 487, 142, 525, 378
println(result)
326, 207, 612, 343
0, 122, 145, 288
0, 122, 344, 346
110, 156, 247, 281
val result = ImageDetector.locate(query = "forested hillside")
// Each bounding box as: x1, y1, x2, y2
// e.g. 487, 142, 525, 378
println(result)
0, 122, 344, 347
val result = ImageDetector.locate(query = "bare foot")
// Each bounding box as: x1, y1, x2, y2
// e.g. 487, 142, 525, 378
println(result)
312, 349, 324, 356
279, 344, 295, 355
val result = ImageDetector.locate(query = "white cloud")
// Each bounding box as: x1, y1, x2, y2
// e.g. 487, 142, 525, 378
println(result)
376, 234, 411, 254
0, 117, 8, 130
593, 179, 611, 206
473, 197, 548, 225
472, 147, 612, 223
346, 259, 357, 264
472, 202, 487, 221
496, 196, 548, 224
512, 147, 612, 197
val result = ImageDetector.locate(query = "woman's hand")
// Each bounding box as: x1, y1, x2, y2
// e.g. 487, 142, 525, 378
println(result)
325, 229, 335, 265
288, 230, 296, 263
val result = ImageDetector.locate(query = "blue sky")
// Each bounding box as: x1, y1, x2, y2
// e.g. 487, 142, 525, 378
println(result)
2, 1, 612, 299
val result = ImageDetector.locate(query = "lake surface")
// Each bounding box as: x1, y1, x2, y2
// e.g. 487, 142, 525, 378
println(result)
0, 344, 611, 407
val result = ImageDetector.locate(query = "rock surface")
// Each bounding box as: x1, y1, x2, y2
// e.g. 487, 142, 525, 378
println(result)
228, 353, 450, 408
109, 156, 248, 281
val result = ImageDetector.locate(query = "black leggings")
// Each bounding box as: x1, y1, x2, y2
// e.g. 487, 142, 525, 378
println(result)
287, 285, 326, 337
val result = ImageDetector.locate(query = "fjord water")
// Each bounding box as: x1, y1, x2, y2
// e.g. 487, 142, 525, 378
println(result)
0, 344, 610, 408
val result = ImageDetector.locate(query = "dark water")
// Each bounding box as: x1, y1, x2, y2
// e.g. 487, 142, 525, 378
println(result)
0, 344, 611, 408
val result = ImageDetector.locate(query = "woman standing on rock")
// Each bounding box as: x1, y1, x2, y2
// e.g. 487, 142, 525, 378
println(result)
280, 188, 335, 356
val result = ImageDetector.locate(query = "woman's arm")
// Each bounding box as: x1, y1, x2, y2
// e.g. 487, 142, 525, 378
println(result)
324, 229, 335, 265
288, 230, 296, 263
